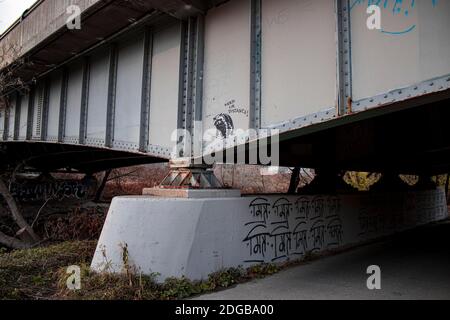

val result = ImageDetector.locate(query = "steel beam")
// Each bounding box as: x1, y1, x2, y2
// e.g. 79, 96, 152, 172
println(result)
194, 15, 205, 121
58, 68, 69, 142
0, 108, 4, 141
192, 15, 205, 158
26, 87, 35, 140
106, 45, 118, 148
13, 92, 21, 140
193, 15, 205, 124
139, 28, 153, 153
79, 57, 91, 145
176, 16, 204, 159
352, 73, 450, 113
184, 18, 196, 136
337, 0, 353, 115
177, 21, 189, 158
250, 0, 262, 129
40, 79, 50, 141
2, 96, 9, 141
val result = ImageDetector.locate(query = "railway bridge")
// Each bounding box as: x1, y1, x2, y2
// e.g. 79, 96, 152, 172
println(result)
1, 0, 449, 176
0, 0, 449, 280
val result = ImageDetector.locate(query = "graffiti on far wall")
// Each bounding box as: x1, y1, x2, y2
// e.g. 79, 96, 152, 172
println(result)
243, 190, 448, 265
9, 178, 96, 202
357, 191, 448, 237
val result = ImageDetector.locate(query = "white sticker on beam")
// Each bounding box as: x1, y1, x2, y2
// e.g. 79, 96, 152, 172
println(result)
203, 0, 251, 135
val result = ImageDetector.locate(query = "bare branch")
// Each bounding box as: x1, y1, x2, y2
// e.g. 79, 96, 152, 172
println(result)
0, 231, 30, 249
0, 177, 40, 243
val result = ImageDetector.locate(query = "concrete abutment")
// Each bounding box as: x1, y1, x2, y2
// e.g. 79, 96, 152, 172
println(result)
91, 189, 449, 282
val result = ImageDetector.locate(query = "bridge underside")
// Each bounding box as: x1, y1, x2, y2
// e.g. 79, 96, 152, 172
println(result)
0, 142, 165, 174
2, 0, 450, 176
280, 94, 450, 175
221, 90, 450, 175
1, 89, 449, 175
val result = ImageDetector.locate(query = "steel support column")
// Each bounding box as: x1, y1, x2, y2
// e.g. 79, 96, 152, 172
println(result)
337, 0, 353, 115
26, 87, 35, 140
177, 16, 205, 159
13, 92, 21, 140
139, 28, 153, 153
79, 57, 90, 145
2, 96, 9, 141
106, 45, 118, 148
58, 68, 69, 142
40, 79, 50, 141
250, 0, 262, 129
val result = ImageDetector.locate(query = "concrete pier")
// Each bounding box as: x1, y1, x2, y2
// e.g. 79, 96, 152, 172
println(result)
91, 189, 448, 282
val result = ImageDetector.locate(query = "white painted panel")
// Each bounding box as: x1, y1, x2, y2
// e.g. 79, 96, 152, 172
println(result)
261, 0, 337, 127
65, 62, 83, 141
148, 24, 181, 149
203, 0, 251, 134
351, 0, 450, 100
47, 73, 62, 140
114, 35, 144, 149
7, 95, 16, 140
87, 50, 109, 142
19, 94, 29, 139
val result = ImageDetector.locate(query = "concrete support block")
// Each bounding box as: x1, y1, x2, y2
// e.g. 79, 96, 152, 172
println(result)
91, 190, 449, 282
142, 188, 241, 198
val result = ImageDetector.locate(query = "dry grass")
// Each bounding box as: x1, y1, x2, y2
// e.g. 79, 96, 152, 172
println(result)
0, 240, 283, 300
0, 241, 97, 299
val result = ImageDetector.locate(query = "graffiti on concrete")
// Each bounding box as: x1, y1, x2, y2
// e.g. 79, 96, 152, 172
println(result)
358, 191, 448, 237
243, 190, 448, 265
244, 196, 344, 263
9, 178, 96, 202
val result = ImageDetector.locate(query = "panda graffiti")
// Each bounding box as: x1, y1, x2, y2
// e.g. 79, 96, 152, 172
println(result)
213, 113, 234, 139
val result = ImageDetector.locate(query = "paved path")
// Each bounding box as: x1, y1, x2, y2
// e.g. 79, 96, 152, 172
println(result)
195, 222, 450, 300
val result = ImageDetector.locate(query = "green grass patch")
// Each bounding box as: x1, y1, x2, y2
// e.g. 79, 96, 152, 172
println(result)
1, 240, 317, 300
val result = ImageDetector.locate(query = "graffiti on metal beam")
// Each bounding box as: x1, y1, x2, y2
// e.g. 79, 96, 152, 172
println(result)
351, 0, 440, 35
213, 113, 235, 139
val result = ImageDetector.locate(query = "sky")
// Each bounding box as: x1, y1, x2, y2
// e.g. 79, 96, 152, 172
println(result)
0, 0, 37, 35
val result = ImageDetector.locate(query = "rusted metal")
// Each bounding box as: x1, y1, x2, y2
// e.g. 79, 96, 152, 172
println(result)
347, 97, 353, 114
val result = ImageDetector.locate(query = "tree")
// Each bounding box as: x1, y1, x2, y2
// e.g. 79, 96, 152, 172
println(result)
0, 43, 37, 249
0, 43, 29, 104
